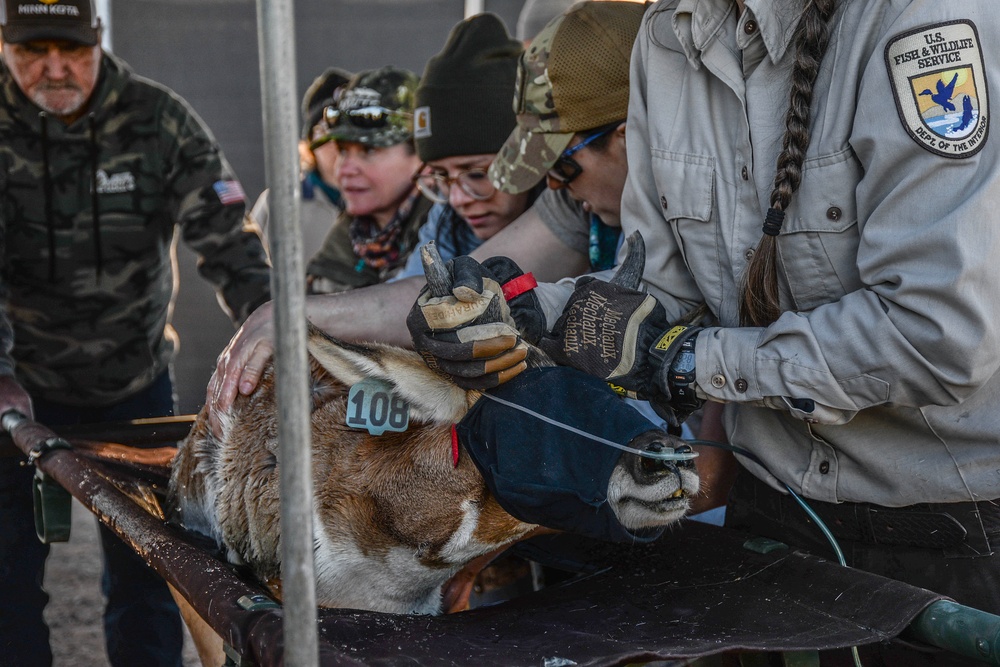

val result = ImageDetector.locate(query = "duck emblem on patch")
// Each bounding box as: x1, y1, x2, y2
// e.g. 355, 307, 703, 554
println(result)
885, 20, 988, 158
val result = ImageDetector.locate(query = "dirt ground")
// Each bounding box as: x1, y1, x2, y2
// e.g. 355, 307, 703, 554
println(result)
44, 499, 202, 667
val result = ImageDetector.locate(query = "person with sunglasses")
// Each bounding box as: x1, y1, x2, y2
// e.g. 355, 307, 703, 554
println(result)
489, 0, 640, 271
409, 0, 734, 523
304, 66, 432, 294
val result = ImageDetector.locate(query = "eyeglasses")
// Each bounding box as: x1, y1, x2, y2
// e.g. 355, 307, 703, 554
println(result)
546, 125, 616, 187
413, 166, 496, 204
322, 104, 413, 130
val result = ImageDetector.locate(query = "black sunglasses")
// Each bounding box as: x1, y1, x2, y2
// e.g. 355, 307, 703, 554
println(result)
547, 125, 617, 187
322, 104, 412, 130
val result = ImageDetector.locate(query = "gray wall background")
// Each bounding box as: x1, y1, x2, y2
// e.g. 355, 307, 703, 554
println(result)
110, 0, 525, 414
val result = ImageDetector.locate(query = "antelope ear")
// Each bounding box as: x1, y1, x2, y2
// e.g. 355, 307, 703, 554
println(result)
306, 322, 472, 424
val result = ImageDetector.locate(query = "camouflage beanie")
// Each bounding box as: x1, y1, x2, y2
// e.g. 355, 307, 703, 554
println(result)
414, 14, 522, 163
322, 66, 419, 148
302, 67, 352, 143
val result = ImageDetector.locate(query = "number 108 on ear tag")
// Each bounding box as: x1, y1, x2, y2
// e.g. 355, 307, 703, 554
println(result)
346, 379, 409, 436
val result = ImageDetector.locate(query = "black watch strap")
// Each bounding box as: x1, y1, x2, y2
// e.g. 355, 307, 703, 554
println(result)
667, 337, 700, 413
650, 325, 703, 411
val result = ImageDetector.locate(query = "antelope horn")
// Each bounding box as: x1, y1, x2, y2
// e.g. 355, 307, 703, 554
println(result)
609, 231, 646, 289
421, 242, 452, 298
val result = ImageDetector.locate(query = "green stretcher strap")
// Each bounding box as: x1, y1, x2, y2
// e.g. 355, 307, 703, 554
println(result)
33, 468, 72, 543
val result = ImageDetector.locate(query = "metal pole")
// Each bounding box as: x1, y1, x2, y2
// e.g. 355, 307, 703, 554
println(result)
95, 0, 112, 52
464, 0, 484, 19
255, 1, 318, 665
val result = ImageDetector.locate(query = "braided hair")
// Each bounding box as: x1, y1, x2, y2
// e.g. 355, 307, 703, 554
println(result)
739, 0, 838, 327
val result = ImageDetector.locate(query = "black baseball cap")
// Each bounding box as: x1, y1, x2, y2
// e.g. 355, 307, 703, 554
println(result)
1, 0, 101, 46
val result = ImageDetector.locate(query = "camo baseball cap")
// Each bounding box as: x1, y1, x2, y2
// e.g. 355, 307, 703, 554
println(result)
1, 0, 100, 46
490, 1, 646, 194
319, 66, 419, 149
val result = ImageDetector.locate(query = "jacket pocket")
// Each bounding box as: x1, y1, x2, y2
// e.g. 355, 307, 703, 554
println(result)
778, 148, 863, 311
649, 150, 719, 304
650, 149, 716, 224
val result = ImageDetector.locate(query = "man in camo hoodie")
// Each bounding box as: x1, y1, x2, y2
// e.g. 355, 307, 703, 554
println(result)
0, 1, 271, 665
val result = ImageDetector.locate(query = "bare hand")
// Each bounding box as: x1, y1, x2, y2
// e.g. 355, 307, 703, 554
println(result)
206, 300, 275, 437
0, 375, 33, 422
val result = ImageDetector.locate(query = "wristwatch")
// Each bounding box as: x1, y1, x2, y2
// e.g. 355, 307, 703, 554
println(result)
667, 337, 701, 414
649, 325, 704, 420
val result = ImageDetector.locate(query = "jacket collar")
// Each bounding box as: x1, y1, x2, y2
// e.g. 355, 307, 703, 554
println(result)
671, 0, 805, 68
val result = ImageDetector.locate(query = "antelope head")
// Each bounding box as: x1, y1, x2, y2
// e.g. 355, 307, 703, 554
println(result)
168, 235, 698, 615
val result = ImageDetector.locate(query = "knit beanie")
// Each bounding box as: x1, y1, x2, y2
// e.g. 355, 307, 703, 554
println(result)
414, 13, 522, 162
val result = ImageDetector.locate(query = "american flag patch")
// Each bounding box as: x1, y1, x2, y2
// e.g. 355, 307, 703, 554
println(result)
213, 180, 246, 205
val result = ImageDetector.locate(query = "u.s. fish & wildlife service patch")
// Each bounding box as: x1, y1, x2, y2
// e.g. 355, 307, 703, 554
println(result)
885, 20, 988, 158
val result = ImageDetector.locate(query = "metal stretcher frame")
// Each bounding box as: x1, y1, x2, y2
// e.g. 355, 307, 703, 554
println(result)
3, 414, 1000, 666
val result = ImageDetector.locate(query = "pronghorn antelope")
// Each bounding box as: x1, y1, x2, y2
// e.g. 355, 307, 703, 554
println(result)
167, 240, 698, 619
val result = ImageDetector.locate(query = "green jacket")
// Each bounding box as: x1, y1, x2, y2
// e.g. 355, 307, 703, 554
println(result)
0, 53, 271, 406
306, 193, 433, 293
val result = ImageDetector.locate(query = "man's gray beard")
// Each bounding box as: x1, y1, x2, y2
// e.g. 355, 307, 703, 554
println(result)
31, 85, 86, 118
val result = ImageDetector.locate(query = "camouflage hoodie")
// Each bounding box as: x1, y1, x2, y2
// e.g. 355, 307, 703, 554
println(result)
0, 52, 271, 407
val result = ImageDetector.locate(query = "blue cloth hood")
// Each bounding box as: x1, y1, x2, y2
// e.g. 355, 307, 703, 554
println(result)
457, 366, 667, 544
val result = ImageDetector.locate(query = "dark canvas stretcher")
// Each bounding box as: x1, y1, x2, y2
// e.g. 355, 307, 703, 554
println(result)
2, 415, 997, 666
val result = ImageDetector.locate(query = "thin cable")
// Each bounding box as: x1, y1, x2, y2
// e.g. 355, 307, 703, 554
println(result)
472, 395, 862, 665
479, 392, 698, 462
785, 485, 846, 566
687, 439, 845, 564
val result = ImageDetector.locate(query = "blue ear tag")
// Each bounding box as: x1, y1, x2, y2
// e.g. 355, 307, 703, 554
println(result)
346, 379, 410, 436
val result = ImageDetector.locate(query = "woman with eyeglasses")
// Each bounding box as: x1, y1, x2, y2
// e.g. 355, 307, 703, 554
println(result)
388, 14, 540, 283
304, 66, 432, 294
410, 1, 734, 521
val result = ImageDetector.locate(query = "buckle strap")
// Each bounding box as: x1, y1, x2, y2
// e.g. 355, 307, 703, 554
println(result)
26, 436, 73, 466
839, 507, 967, 549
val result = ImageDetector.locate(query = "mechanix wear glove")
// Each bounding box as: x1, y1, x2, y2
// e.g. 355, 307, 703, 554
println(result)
539, 274, 668, 399
407, 243, 545, 390
538, 232, 706, 426
539, 232, 662, 397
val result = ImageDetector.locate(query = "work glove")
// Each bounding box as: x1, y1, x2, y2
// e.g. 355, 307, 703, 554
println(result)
538, 232, 705, 426
407, 244, 545, 390
539, 274, 668, 399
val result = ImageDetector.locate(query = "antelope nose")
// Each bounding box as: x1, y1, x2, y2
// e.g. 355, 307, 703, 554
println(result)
640, 441, 678, 477
674, 444, 696, 469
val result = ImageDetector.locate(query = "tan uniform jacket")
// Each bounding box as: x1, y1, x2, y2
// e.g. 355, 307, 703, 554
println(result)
539, 0, 1000, 506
